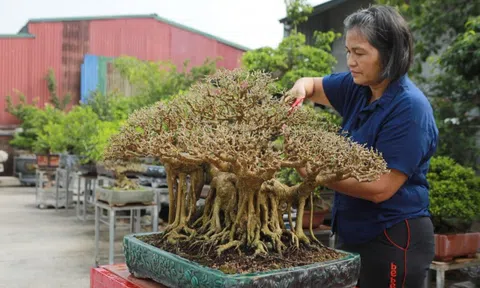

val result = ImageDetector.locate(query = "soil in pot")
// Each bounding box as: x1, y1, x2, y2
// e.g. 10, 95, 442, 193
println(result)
137, 233, 345, 274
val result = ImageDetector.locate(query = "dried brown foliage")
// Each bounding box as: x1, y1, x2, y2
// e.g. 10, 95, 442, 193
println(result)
104, 68, 388, 256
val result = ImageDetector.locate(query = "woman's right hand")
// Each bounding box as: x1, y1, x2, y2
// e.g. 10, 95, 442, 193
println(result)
285, 81, 308, 114
285, 77, 331, 110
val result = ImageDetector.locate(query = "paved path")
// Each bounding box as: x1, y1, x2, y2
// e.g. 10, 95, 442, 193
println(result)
0, 186, 127, 288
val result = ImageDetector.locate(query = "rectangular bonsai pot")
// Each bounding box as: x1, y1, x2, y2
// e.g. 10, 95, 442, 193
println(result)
434, 232, 480, 262
96, 187, 155, 206
124, 232, 360, 288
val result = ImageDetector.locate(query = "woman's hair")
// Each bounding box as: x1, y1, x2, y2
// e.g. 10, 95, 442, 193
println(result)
344, 5, 413, 81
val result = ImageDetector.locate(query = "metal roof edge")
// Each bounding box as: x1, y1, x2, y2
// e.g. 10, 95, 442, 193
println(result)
24, 13, 251, 51
151, 14, 251, 51
0, 33, 35, 39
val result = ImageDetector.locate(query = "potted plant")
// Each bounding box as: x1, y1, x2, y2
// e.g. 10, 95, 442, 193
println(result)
31, 105, 68, 169
103, 69, 389, 287
59, 105, 101, 174
427, 156, 480, 262
95, 161, 155, 206
6, 97, 65, 169
82, 119, 154, 206
6, 70, 72, 169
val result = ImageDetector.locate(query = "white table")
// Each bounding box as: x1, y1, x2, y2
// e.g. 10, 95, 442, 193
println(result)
94, 200, 159, 266
425, 254, 480, 288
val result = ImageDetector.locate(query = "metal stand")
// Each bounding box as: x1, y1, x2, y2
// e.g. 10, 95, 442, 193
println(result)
55, 167, 75, 211
35, 168, 61, 208
76, 174, 97, 221
94, 201, 159, 266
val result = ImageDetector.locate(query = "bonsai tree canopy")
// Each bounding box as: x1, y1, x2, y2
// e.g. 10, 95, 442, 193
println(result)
104, 68, 388, 266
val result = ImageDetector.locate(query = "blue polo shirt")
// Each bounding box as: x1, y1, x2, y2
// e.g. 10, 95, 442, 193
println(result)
322, 72, 439, 244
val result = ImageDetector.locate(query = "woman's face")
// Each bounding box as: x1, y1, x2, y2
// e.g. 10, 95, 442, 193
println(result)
345, 28, 383, 86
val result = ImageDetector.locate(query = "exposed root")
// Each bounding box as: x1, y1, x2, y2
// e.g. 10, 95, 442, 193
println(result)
252, 240, 268, 257
308, 192, 322, 245
283, 229, 299, 248
261, 226, 286, 253
217, 240, 244, 255
163, 229, 188, 245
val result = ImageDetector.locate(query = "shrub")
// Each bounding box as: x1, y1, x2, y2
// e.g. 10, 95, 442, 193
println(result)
427, 156, 480, 233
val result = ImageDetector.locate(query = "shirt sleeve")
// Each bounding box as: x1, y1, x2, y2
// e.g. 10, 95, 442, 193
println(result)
374, 104, 435, 177
322, 72, 357, 117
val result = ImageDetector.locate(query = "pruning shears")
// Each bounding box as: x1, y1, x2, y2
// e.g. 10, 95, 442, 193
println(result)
287, 95, 305, 116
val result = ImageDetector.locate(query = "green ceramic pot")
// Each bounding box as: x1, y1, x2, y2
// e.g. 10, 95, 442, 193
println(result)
124, 232, 360, 288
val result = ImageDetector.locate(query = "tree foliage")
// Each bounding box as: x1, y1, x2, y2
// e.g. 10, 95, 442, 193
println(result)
241, 0, 340, 91
113, 56, 218, 110
377, 0, 480, 168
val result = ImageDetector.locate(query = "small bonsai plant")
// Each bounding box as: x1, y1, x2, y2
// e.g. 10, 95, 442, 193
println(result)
95, 160, 155, 206
104, 69, 388, 274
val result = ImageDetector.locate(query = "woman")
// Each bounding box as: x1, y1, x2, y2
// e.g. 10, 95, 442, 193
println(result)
288, 5, 438, 287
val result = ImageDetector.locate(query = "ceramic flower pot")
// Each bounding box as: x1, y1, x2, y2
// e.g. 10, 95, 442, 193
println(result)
123, 232, 361, 288
434, 232, 480, 262
96, 186, 155, 206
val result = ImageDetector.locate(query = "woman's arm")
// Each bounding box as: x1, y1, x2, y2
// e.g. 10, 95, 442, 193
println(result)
289, 77, 333, 107
325, 169, 408, 204
297, 167, 407, 204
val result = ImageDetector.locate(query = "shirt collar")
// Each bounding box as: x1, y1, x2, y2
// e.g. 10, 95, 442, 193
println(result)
362, 74, 408, 110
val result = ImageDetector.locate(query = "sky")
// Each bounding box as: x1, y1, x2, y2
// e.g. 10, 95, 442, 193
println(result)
0, 0, 330, 50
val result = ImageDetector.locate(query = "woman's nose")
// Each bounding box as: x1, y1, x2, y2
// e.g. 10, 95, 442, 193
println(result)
347, 54, 357, 68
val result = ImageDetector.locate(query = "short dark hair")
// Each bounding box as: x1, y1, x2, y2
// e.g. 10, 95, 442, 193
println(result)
344, 5, 413, 81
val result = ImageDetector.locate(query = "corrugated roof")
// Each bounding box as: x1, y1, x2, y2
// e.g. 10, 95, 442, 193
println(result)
18, 13, 250, 51
279, 0, 350, 23
0, 33, 34, 38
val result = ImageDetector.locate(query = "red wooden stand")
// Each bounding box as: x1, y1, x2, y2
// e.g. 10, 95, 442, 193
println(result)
91, 264, 167, 288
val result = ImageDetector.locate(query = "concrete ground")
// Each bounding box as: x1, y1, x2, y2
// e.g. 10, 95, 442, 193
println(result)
0, 183, 139, 288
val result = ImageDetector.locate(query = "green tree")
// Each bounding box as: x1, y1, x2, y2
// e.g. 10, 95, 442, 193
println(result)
113, 56, 218, 110
377, 0, 480, 168
241, 0, 340, 91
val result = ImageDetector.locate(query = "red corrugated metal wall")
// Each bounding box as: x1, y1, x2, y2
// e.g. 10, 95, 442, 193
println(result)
29, 23, 64, 108
1, 17, 246, 127
0, 38, 33, 127
89, 18, 171, 61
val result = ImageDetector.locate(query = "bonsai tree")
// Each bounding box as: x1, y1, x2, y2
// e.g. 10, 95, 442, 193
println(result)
104, 69, 388, 271
102, 161, 147, 190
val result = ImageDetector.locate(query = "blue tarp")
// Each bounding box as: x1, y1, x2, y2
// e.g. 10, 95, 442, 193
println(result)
80, 54, 99, 104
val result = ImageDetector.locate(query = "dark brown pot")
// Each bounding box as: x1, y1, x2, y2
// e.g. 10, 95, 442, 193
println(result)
36, 155, 49, 167
302, 210, 328, 229
434, 232, 480, 262
49, 154, 60, 167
